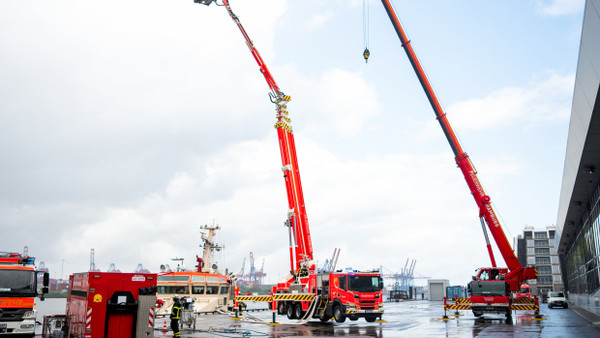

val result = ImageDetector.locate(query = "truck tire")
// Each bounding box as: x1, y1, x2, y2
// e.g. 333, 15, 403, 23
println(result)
294, 303, 303, 319
277, 301, 286, 315
365, 315, 377, 322
333, 304, 346, 323
287, 303, 296, 319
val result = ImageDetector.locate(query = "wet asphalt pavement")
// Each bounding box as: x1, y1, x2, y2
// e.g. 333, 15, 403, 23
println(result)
154, 300, 600, 337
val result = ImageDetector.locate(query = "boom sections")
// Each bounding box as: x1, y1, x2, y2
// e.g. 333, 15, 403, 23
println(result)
380, 0, 525, 275
213, 0, 314, 273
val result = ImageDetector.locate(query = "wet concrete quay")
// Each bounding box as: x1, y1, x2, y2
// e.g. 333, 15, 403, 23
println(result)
152, 300, 600, 337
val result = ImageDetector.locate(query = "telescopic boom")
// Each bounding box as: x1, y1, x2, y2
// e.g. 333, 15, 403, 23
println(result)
195, 0, 314, 276
379, 0, 536, 285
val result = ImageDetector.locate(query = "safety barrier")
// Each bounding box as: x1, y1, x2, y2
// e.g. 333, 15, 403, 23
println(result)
439, 296, 543, 320
234, 293, 316, 302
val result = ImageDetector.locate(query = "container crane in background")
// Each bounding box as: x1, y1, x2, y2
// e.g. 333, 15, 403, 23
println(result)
237, 252, 267, 286
89, 248, 99, 272
376, 0, 539, 319
195, 0, 384, 323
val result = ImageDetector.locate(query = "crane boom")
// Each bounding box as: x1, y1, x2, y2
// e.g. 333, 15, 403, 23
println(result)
380, 0, 535, 285
196, 0, 313, 274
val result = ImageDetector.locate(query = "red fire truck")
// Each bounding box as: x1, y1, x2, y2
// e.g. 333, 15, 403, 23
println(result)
195, 0, 384, 322
0, 251, 48, 337
66, 272, 157, 338
378, 0, 538, 319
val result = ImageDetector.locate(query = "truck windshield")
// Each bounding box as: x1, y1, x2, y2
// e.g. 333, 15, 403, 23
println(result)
347, 275, 382, 293
0, 269, 36, 297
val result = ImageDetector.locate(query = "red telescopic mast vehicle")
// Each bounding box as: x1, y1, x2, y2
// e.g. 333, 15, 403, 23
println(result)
195, 0, 384, 323
378, 0, 538, 319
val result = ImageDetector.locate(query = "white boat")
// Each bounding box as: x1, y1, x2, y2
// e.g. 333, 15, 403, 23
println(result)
155, 224, 235, 315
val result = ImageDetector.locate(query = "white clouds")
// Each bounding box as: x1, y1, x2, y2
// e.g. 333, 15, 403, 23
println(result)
305, 11, 334, 30
535, 0, 585, 16
284, 67, 381, 139
439, 72, 574, 133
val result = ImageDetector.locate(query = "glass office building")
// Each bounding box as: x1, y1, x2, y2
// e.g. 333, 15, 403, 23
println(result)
557, 0, 600, 317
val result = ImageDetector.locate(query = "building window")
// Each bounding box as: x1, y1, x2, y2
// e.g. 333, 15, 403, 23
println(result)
537, 265, 552, 275
525, 231, 533, 239
534, 239, 549, 247
535, 248, 550, 255
536, 257, 551, 265
534, 232, 548, 239
538, 276, 553, 284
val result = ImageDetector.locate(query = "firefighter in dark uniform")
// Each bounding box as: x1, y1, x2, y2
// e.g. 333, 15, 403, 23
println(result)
170, 295, 182, 337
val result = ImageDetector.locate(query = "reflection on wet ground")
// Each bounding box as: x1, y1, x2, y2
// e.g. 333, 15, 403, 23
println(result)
153, 300, 600, 337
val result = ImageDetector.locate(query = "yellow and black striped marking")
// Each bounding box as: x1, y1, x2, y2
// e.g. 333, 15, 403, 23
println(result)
272, 294, 315, 301
512, 297, 536, 304
444, 304, 472, 310
510, 304, 537, 311
453, 298, 471, 304
235, 295, 272, 302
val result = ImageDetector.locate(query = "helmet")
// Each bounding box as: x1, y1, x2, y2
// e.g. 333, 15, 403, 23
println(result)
173, 294, 179, 299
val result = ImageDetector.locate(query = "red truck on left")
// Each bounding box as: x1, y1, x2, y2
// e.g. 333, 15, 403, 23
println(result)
0, 251, 49, 337
66, 272, 157, 338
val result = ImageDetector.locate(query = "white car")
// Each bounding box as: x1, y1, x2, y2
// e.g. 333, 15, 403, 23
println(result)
547, 291, 568, 309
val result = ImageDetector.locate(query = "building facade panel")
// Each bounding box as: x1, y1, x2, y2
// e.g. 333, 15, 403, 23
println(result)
557, 0, 600, 317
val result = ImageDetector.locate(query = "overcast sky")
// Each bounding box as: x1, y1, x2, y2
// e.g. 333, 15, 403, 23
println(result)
0, 0, 585, 286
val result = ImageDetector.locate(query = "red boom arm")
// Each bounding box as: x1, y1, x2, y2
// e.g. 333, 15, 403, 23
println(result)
203, 0, 314, 274
380, 0, 536, 285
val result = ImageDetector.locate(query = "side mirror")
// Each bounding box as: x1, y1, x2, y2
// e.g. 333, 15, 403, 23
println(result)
43, 272, 50, 287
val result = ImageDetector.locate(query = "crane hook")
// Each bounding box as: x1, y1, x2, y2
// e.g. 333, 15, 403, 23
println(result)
363, 48, 370, 63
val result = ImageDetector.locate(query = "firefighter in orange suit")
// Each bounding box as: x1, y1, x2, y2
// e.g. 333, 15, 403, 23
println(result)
170, 295, 182, 337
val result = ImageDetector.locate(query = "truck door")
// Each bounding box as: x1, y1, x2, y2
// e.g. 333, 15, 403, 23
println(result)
336, 275, 347, 304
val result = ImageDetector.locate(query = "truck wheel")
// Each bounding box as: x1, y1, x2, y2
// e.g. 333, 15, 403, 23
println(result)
333, 305, 346, 323
319, 311, 330, 322
294, 303, 303, 319
287, 303, 296, 319
365, 316, 377, 322
277, 301, 286, 315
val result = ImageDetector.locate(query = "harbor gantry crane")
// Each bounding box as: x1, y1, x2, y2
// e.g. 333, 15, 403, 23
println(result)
377, 0, 538, 319
195, 0, 384, 323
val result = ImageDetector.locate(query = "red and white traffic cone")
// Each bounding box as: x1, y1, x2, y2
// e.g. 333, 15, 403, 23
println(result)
162, 320, 167, 333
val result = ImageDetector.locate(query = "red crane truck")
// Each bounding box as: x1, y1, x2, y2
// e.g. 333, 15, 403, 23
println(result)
0, 251, 49, 337
195, 0, 384, 323
378, 0, 537, 319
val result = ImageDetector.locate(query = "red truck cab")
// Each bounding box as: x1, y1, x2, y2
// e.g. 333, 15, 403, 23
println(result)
318, 270, 384, 322
468, 268, 511, 317
515, 283, 531, 298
